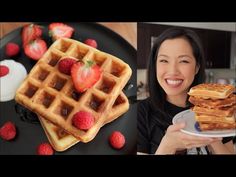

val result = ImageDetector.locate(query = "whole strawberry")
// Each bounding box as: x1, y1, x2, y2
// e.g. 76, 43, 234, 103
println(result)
71, 60, 101, 93
58, 57, 77, 75
0, 121, 16, 141
37, 143, 54, 155
5, 43, 20, 57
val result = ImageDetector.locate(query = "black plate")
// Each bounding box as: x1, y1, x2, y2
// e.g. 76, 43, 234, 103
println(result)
0, 22, 137, 155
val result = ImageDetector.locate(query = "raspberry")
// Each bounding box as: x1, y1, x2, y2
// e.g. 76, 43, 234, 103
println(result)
72, 111, 94, 130
84, 39, 97, 48
58, 58, 77, 75
0, 121, 16, 141
37, 143, 54, 155
109, 131, 125, 149
0, 65, 9, 77
5, 42, 20, 57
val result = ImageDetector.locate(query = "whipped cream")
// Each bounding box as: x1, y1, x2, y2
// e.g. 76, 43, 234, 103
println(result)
0, 60, 27, 102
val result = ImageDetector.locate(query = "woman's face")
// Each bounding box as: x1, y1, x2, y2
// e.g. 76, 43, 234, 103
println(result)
156, 37, 199, 97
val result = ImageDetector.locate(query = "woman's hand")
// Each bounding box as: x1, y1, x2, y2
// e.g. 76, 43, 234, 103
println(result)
156, 122, 222, 154
208, 140, 235, 154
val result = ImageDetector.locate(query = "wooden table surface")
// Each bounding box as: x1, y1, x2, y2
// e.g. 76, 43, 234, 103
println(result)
0, 22, 137, 49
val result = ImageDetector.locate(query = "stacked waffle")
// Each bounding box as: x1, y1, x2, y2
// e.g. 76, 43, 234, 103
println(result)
38, 92, 129, 151
188, 83, 236, 131
15, 38, 132, 151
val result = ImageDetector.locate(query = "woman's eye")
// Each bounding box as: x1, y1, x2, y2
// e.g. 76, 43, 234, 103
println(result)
159, 59, 168, 63
180, 60, 189, 63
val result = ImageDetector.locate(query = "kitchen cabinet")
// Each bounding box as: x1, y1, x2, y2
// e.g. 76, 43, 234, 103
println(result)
138, 23, 232, 69
203, 30, 231, 68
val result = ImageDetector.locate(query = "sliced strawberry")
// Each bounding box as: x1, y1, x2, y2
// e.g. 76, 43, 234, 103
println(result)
71, 60, 102, 92
24, 39, 47, 60
49, 23, 74, 41
21, 24, 43, 47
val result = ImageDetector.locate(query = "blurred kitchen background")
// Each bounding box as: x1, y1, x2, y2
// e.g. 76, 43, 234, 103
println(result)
137, 22, 236, 100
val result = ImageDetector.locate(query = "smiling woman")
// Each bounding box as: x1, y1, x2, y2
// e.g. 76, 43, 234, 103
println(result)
137, 27, 235, 155
156, 38, 199, 108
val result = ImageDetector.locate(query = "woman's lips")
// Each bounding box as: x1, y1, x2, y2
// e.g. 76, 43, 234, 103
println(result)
165, 79, 183, 88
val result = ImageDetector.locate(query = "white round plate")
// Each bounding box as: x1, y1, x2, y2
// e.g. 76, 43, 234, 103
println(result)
172, 110, 236, 137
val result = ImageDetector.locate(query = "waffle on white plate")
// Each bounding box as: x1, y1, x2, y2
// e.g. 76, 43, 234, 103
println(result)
188, 83, 236, 131
15, 38, 132, 143
39, 92, 129, 152
192, 105, 236, 117
198, 122, 236, 131
188, 83, 235, 99
189, 94, 236, 108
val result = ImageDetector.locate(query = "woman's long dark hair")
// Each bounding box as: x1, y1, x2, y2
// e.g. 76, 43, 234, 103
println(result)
148, 27, 206, 112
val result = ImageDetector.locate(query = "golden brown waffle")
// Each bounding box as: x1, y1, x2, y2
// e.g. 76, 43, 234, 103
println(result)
188, 83, 235, 99
195, 113, 235, 124
15, 38, 132, 142
198, 122, 236, 130
189, 94, 236, 108
39, 92, 129, 152
192, 105, 236, 117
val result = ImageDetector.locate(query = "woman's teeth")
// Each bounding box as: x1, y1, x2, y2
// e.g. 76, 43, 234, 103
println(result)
166, 79, 183, 86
